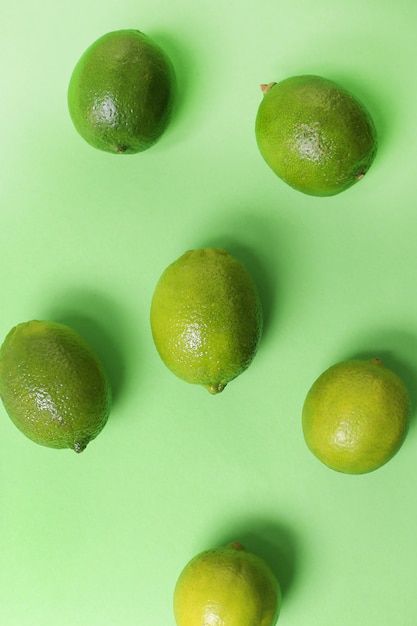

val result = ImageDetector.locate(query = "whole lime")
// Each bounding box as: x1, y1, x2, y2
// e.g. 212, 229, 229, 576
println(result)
302, 358, 410, 473
255, 75, 377, 196
173, 542, 281, 626
0, 320, 112, 452
68, 29, 176, 154
150, 248, 263, 394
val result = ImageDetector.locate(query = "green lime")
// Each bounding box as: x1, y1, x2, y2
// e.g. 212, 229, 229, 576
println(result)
174, 542, 281, 626
255, 75, 377, 196
302, 358, 410, 473
150, 248, 263, 394
68, 29, 175, 154
0, 320, 112, 452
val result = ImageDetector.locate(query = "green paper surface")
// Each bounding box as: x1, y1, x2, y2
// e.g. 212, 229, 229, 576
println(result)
1, 1, 417, 624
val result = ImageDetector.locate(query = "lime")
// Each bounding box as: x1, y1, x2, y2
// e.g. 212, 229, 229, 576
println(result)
302, 358, 411, 473
255, 75, 377, 196
0, 320, 112, 452
174, 542, 281, 626
150, 248, 263, 394
68, 29, 175, 154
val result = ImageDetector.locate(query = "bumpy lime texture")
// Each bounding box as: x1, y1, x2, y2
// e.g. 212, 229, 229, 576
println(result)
255, 75, 377, 196
68, 29, 175, 154
0, 320, 112, 452
302, 358, 410, 474
174, 542, 281, 626
150, 248, 263, 394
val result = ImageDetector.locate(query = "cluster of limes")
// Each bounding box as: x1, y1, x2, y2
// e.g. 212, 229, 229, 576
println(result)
66, 30, 377, 197
0, 27, 411, 626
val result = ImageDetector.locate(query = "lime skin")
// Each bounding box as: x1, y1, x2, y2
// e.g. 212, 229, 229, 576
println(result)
174, 542, 281, 626
255, 75, 377, 196
302, 358, 411, 474
68, 29, 176, 154
150, 249, 263, 394
0, 320, 112, 452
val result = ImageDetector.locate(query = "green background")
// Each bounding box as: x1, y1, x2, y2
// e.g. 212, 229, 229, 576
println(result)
1, 0, 417, 624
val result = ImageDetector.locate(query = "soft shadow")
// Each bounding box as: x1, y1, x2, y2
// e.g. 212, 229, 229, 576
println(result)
209, 517, 299, 599
339, 328, 417, 431
44, 290, 133, 406
196, 211, 284, 342
327, 70, 394, 160
150, 30, 201, 144
211, 238, 276, 340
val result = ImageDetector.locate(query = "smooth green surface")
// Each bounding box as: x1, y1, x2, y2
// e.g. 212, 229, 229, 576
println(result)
1, 1, 417, 625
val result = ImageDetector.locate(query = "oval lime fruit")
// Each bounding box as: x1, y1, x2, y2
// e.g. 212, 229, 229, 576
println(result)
68, 29, 176, 154
255, 75, 377, 196
302, 358, 410, 473
174, 542, 281, 626
0, 320, 112, 452
150, 248, 263, 394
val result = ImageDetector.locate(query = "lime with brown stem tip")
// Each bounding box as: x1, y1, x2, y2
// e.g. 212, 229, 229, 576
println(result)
302, 358, 410, 473
150, 248, 263, 394
0, 320, 111, 452
255, 75, 377, 196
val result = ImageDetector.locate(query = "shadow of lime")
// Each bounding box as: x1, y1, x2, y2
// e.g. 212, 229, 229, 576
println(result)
195, 201, 313, 346
45, 290, 133, 406
337, 328, 417, 433
208, 518, 299, 599
149, 30, 203, 145
196, 234, 279, 343
324, 71, 393, 161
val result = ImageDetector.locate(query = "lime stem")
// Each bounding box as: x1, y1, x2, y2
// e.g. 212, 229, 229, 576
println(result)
370, 357, 383, 367
260, 82, 276, 95
205, 383, 226, 394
